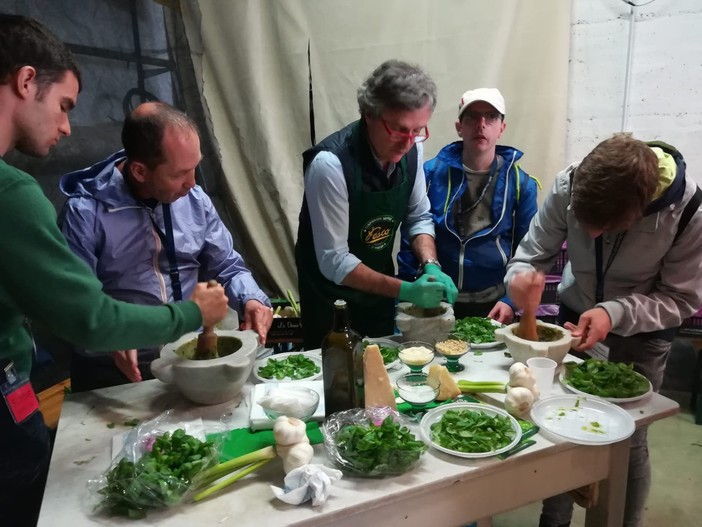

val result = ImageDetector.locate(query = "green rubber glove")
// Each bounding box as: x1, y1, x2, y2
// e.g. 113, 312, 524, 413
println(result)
422, 263, 458, 304
398, 274, 445, 308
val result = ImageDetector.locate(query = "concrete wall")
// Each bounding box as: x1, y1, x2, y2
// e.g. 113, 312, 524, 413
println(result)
567, 0, 702, 183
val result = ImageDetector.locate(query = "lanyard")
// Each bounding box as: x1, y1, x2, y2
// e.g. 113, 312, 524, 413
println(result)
444, 157, 498, 215
150, 204, 183, 302
594, 232, 626, 303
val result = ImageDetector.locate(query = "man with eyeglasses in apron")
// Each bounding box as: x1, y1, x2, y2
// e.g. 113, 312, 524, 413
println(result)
296, 60, 458, 350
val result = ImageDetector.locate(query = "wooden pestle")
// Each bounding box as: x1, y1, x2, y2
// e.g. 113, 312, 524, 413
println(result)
195, 280, 219, 359
519, 306, 538, 342
518, 274, 543, 342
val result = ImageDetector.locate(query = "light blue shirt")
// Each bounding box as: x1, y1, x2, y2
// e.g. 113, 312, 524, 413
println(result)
304, 143, 434, 284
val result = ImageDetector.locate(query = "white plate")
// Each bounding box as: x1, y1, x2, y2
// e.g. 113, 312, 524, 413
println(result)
253, 352, 323, 383
419, 402, 522, 458
364, 337, 402, 370
530, 394, 635, 445
470, 340, 505, 350
559, 369, 652, 404
459, 318, 504, 350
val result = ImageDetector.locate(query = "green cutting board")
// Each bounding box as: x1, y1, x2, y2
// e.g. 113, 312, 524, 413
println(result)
209, 421, 323, 461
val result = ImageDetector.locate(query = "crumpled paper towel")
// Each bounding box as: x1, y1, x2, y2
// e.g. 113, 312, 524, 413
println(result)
270, 464, 343, 506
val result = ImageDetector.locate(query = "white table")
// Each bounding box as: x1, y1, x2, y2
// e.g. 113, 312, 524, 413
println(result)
38, 349, 678, 527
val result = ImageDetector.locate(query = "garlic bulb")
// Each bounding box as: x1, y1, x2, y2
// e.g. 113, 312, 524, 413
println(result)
281, 441, 314, 473
508, 362, 536, 390
504, 386, 535, 417
273, 416, 307, 446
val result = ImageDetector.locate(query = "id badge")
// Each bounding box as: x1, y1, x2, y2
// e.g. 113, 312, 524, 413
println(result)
1, 361, 39, 424
588, 342, 610, 361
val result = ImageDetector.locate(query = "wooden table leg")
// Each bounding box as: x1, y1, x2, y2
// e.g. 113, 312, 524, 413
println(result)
585, 438, 630, 527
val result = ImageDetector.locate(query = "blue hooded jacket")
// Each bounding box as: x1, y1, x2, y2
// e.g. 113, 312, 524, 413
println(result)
59, 151, 270, 335
397, 142, 538, 307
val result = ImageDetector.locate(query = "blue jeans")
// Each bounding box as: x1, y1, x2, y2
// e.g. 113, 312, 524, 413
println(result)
0, 400, 52, 527
540, 333, 671, 527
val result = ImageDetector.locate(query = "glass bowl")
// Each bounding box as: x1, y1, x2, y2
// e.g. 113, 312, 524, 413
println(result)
321, 407, 427, 477
434, 334, 469, 372
398, 341, 435, 373
396, 372, 440, 409
259, 386, 320, 421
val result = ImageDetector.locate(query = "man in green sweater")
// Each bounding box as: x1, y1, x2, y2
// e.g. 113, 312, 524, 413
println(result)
0, 15, 228, 526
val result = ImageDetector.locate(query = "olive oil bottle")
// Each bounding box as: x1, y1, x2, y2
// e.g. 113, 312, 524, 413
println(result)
321, 299, 364, 415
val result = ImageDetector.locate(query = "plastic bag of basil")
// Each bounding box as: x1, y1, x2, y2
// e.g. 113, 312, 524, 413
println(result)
321, 408, 427, 477
89, 411, 222, 518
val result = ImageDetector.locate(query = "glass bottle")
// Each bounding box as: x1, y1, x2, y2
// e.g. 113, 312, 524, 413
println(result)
321, 299, 364, 416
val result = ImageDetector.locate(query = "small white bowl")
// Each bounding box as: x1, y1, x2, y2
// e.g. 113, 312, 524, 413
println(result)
260, 386, 320, 421
494, 321, 581, 364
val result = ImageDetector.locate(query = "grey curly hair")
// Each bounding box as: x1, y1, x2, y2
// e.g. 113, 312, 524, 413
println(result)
357, 60, 437, 117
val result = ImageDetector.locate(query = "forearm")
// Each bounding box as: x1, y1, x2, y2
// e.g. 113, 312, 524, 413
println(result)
226, 276, 271, 315
411, 233, 437, 264
506, 173, 570, 287
600, 289, 701, 336
341, 262, 402, 299
0, 182, 202, 350
603, 205, 702, 335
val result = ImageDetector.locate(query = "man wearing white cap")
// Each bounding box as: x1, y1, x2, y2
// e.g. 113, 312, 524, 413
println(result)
398, 88, 539, 322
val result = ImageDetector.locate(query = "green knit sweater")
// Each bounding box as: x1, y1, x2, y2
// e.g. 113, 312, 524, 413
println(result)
0, 159, 203, 379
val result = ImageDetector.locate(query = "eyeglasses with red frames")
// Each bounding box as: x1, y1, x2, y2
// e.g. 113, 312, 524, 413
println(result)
380, 117, 429, 143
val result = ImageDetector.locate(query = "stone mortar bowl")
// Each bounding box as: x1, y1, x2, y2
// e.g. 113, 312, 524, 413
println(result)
151, 329, 259, 405
494, 321, 581, 365
395, 302, 455, 344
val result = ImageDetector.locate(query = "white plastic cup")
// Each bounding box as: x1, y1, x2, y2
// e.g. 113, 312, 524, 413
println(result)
527, 357, 558, 396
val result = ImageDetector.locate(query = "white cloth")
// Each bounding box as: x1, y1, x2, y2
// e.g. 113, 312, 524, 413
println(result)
270, 464, 343, 506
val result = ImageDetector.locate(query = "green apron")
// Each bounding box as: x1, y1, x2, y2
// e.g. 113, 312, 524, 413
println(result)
297, 125, 412, 349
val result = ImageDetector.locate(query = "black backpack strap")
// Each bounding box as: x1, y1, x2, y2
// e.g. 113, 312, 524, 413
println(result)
674, 186, 702, 243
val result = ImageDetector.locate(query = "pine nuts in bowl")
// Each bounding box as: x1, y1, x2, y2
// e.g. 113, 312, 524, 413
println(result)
434, 338, 469, 357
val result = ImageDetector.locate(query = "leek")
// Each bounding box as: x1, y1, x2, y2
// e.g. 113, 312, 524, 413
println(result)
286, 289, 301, 317
192, 446, 277, 501
457, 380, 507, 393
193, 458, 273, 502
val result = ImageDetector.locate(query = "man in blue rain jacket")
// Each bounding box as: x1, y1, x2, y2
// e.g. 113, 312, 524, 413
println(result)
60, 102, 272, 391
398, 88, 539, 323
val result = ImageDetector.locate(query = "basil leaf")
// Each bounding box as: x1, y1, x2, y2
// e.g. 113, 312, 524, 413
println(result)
430, 409, 516, 453
564, 359, 649, 398
453, 317, 497, 344
335, 416, 426, 475
258, 354, 320, 380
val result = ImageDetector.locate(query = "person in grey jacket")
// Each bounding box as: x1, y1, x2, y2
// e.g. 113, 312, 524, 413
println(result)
506, 133, 702, 527
60, 102, 272, 391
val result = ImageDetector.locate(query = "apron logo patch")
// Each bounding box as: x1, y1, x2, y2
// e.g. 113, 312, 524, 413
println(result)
361, 215, 395, 251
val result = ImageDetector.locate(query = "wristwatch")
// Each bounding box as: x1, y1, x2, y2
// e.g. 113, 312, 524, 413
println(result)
419, 258, 442, 274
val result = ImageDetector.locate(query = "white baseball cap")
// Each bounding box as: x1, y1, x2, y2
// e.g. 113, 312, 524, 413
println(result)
458, 88, 506, 118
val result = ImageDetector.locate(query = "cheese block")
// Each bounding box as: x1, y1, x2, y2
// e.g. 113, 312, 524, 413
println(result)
428, 364, 461, 401
363, 344, 397, 410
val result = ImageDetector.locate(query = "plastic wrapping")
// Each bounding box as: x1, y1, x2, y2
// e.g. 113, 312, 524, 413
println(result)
88, 410, 225, 518
321, 407, 427, 477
